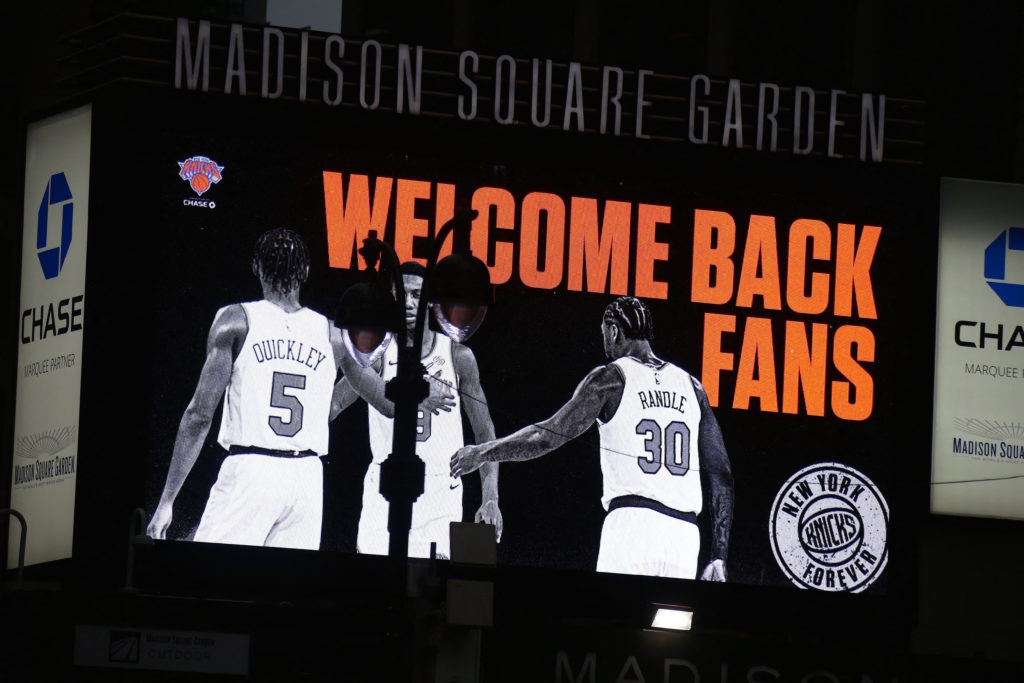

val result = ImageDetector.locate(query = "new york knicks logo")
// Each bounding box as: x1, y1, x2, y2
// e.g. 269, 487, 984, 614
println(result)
769, 462, 888, 593
177, 155, 224, 196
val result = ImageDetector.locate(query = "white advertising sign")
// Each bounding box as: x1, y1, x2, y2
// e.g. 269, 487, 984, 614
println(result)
932, 178, 1024, 519
9, 104, 91, 567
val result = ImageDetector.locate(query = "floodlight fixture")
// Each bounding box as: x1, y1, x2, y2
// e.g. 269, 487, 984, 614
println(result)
651, 605, 693, 631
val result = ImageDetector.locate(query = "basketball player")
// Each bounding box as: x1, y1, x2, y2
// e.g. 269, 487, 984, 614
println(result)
147, 228, 383, 549
332, 262, 501, 559
451, 296, 733, 580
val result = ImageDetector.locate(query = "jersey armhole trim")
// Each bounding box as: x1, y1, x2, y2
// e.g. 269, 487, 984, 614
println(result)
234, 302, 252, 363
424, 332, 442, 361
689, 374, 704, 398
449, 339, 465, 396
596, 361, 627, 426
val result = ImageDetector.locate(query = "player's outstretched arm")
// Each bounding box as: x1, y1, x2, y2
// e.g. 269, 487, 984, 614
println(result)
452, 344, 503, 541
693, 379, 734, 582
331, 326, 393, 415
329, 376, 361, 422
330, 328, 456, 419
148, 305, 245, 540
451, 364, 622, 478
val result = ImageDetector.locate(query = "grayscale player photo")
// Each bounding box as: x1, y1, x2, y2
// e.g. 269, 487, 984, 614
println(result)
331, 261, 502, 559
147, 228, 390, 549
452, 296, 734, 580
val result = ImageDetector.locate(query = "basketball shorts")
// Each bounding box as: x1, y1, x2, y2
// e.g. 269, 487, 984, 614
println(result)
596, 506, 700, 579
194, 453, 323, 550
357, 463, 463, 559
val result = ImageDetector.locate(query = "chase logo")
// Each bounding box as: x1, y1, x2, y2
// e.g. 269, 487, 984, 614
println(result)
37, 172, 73, 280
984, 227, 1024, 307
178, 155, 223, 196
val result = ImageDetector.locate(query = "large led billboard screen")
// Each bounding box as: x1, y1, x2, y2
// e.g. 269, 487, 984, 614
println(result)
116, 101, 929, 596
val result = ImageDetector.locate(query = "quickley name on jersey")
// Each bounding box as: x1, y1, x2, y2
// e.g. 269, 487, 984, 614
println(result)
250, 337, 329, 371
219, 300, 336, 455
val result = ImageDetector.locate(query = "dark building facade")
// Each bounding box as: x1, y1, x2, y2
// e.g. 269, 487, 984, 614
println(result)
3, 2, 1024, 681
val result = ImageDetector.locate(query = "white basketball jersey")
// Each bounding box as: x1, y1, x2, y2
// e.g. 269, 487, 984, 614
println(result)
598, 357, 702, 514
368, 335, 463, 475
217, 300, 336, 455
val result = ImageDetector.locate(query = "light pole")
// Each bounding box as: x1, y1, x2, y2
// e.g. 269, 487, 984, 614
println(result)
335, 208, 491, 559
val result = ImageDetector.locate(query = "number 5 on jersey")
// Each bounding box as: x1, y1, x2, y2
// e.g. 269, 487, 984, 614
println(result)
269, 371, 306, 436
635, 419, 690, 475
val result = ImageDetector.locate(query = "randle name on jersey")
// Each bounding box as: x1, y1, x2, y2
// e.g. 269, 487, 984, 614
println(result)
636, 389, 688, 414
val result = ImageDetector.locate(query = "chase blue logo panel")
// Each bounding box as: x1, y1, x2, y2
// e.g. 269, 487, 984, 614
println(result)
984, 227, 1024, 307
37, 172, 73, 280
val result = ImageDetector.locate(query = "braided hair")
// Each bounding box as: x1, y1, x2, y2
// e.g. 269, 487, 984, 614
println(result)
603, 296, 654, 341
252, 228, 310, 294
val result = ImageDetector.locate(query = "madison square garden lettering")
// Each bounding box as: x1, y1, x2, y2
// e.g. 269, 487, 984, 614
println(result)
172, 18, 890, 163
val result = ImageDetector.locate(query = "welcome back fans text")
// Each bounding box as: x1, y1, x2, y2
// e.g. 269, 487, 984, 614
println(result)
323, 172, 880, 421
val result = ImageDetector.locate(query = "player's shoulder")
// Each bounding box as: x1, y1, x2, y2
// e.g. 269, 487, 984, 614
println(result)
587, 361, 627, 388
449, 339, 481, 379
218, 299, 270, 324
208, 303, 249, 345
297, 304, 330, 323
607, 354, 661, 378
213, 303, 249, 330
651, 357, 695, 380
659, 360, 705, 397
449, 338, 479, 362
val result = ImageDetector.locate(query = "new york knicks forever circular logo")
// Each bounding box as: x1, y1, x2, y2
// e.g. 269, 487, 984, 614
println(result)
770, 463, 889, 593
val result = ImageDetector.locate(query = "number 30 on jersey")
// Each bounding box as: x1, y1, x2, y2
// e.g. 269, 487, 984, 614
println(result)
635, 419, 690, 475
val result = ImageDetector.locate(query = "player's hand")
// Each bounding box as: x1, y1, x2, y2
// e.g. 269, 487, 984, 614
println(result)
146, 503, 173, 540
475, 499, 503, 542
700, 558, 727, 582
451, 445, 485, 478
422, 370, 456, 415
